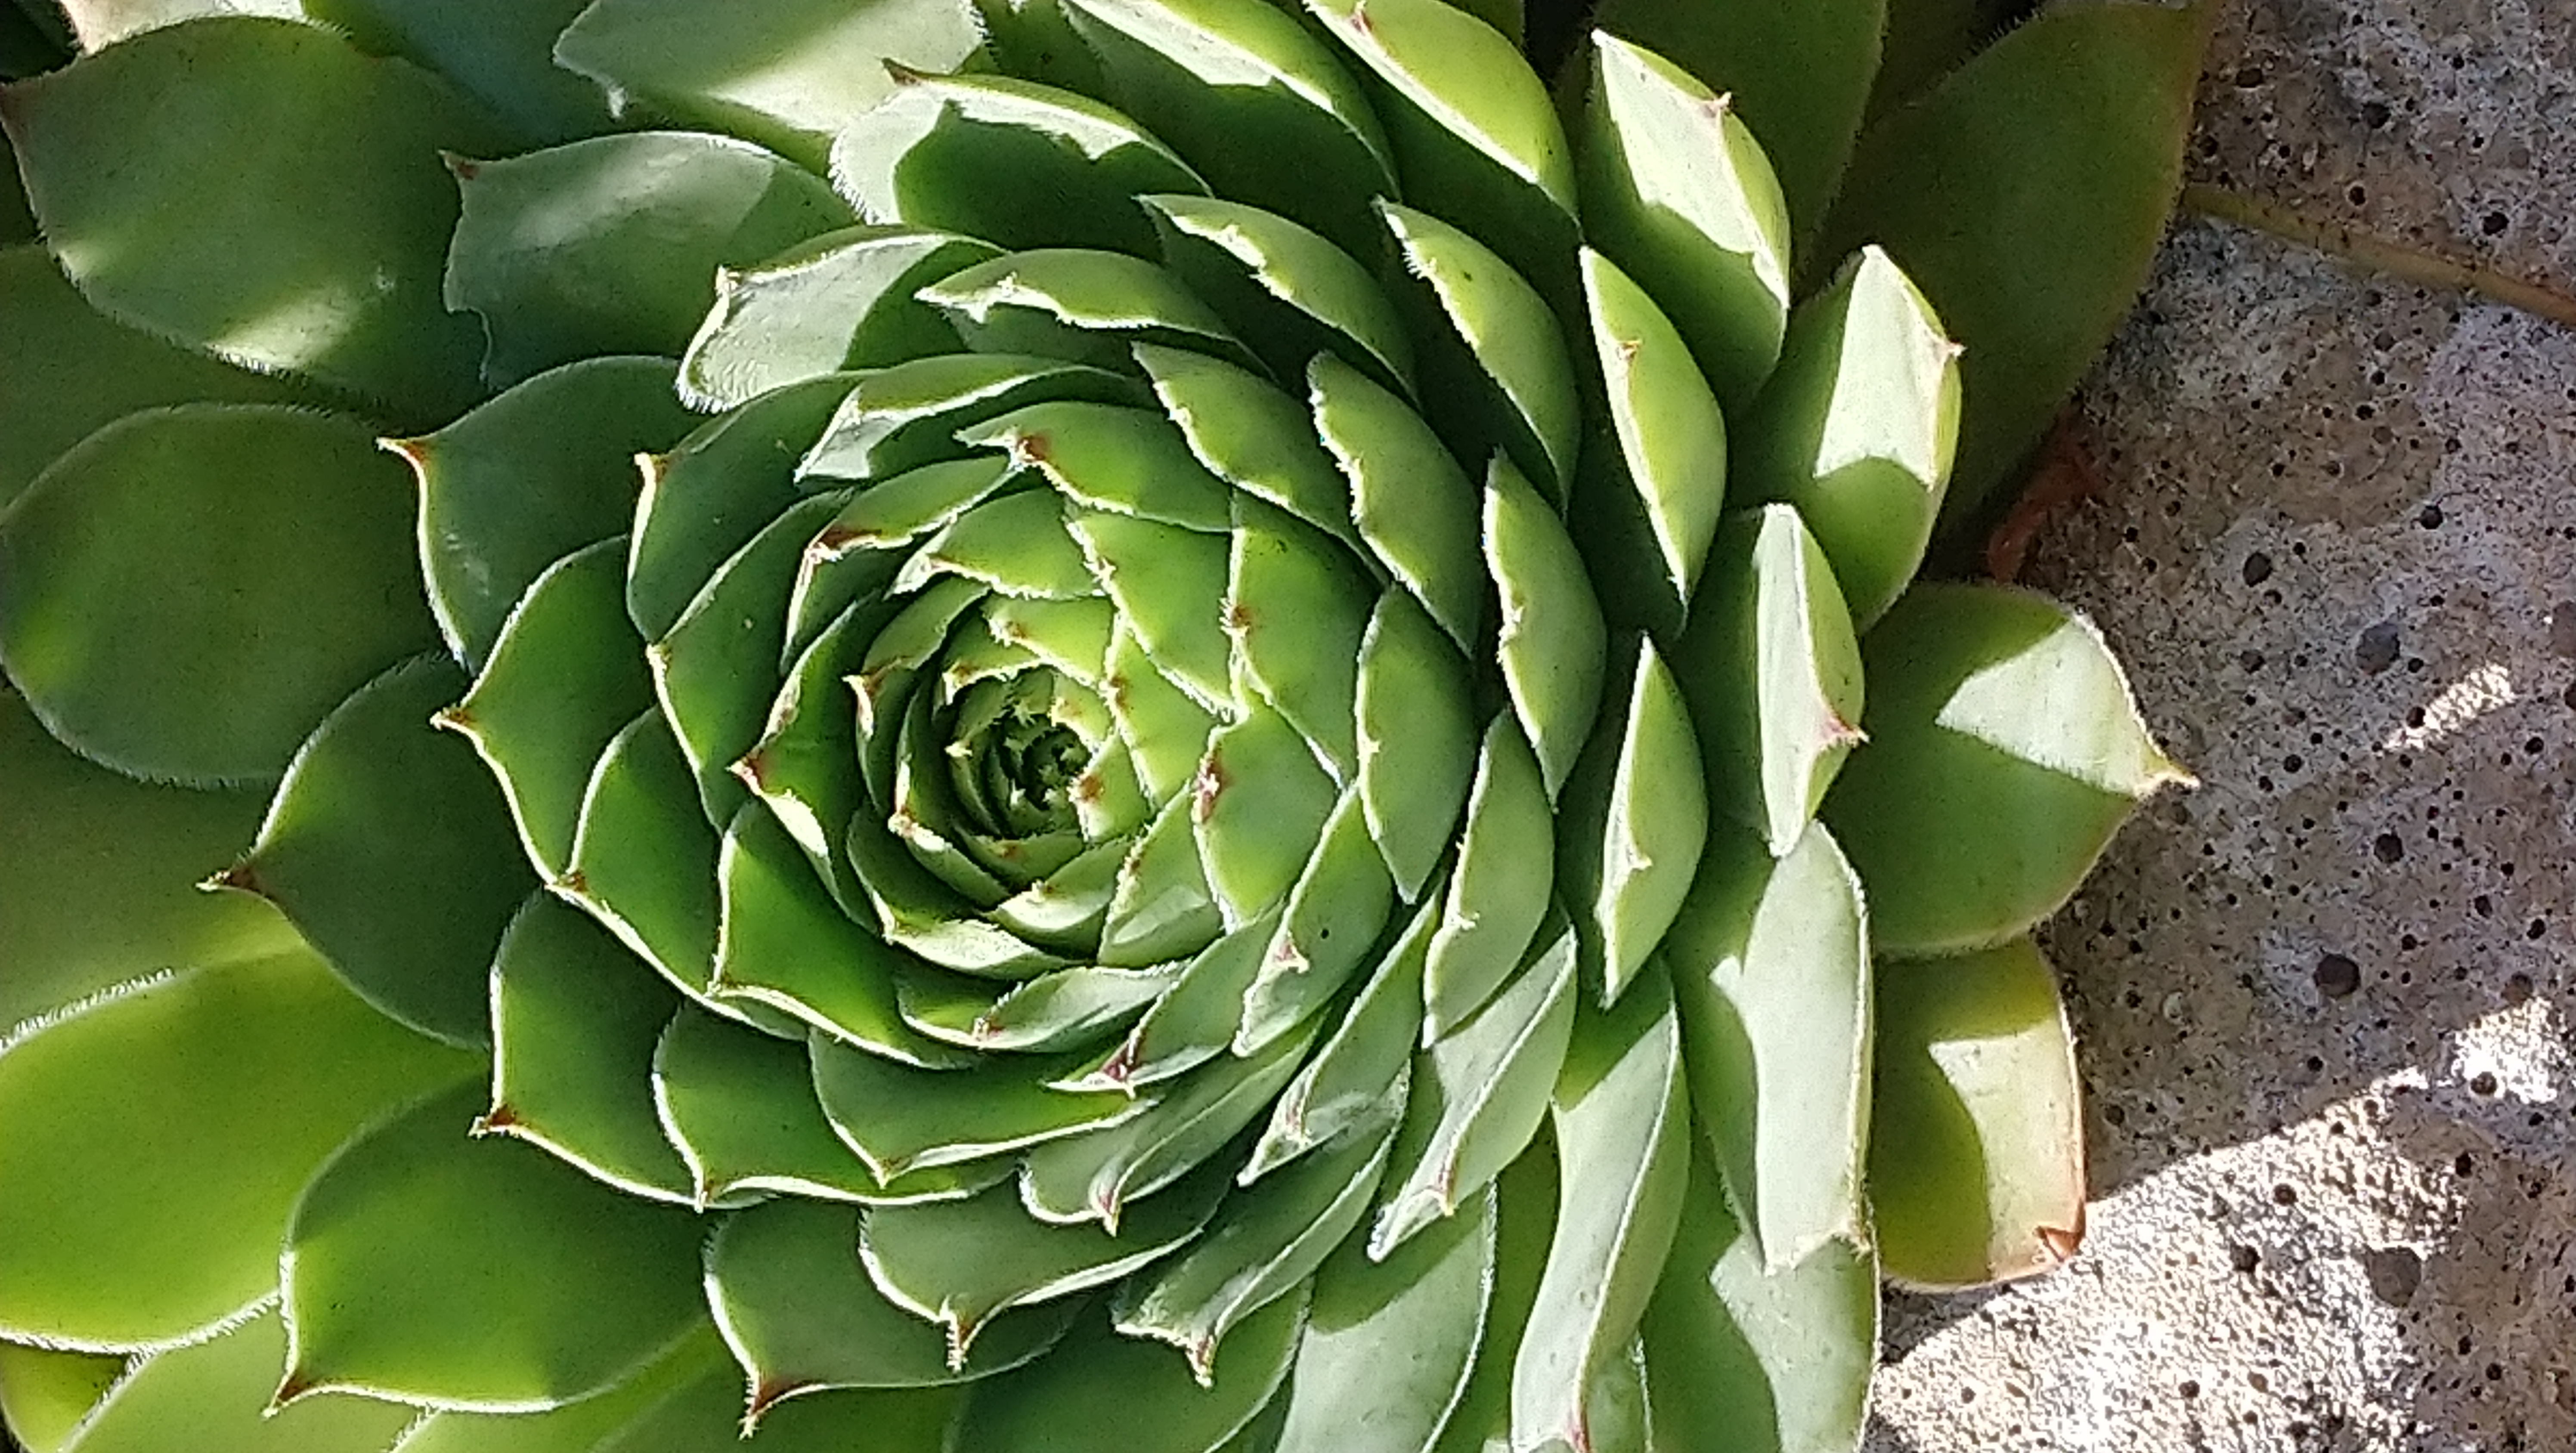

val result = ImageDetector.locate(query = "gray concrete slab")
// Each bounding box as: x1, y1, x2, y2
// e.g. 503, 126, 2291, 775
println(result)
1865, 2, 2575, 1448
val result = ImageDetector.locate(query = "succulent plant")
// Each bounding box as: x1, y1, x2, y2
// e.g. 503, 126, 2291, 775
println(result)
0, 0, 2204, 1450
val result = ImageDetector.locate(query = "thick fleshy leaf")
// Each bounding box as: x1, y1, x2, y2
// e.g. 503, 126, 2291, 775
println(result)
898, 960, 1180, 1053
559, 712, 726, 1002
1575, 34, 1790, 415
2, 16, 508, 423
0, 951, 476, 1350
1309, 354, 1481, 652
1731, 247, 1960, 629
712, 807, 963, 1066
652, 492, 844, 819
1142, 193, 1412, 390
1224, 502, 1370, 779
1420, 1133, 1554, 1453
678, 227, 1000, 411
1238, 791, 1393, 1052
629, 374, 853, 642
58, 1314, 412, 1453
1555, 637, 1705, 1005
0, 405, 437, 787
1662, 823, 1870, 1271
1674, 505, 1864, 857
389, 1332, 728, 1453
1192, 701, 1339, 925
1872, 937, 2088, 1289
593, 1362, 958, 1453
396, 356, 698, 672
1576, 248, 1728, 638
1270, 1181, 1491, 1453
0, 687, 294, 1036
1352, 590, 1477, 901
1118, 1102, 1396, 1380
556, 0, 988, 169
1822, 582, 2184, 955
0, 244, 305, 513
442, 538, 651, 881
1022, 1021, 1315, 1227
1483, 458, 1605, 801
959, 401, 1234, 532
705, 1199, 1072, 1413
484, 893, 694, 1205
955, 1293, 1306, 1453
1816, 0, 2201, 537
812, 1035, 1137, 1181
1638, 1156, 1876, 1453
282, 1082, 705, 1410
444, 130, 855, 387
830, 71, 1207, 256
1247, 895, 1432, 1182
653, 1009, 985, 1206
1381, 204, 1578, 502
1304, 0, 1575, 297
1087, 910, 1276, 1092
219, 655, 528, 1045
1510, 963, 1689, 1453
0, 1344, 121, 1453
1421, 720, 1553, 1037
1374, 915, 1577, 1258
921, 248, 1253, 374
302, 0, 608, 145
800, 355, 1136, 482
1137, 345, 1357, 553
1581, 0, 1880, 249
860, 1168, 1226, 1356
1061, 0, 1395, 258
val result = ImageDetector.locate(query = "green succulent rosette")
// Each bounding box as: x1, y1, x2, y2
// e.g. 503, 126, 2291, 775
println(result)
0, 0, 2204, 1450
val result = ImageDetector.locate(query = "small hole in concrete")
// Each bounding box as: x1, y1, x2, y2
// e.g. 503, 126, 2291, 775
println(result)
2362, 1246, 2423, 1306
2315, 953, 2361, 998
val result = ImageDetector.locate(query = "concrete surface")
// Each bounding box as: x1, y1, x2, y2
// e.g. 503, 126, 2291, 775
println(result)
1864, 1, 2575, 1449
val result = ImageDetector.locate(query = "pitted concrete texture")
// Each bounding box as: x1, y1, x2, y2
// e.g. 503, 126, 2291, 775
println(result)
1863, 2, 2575, 1449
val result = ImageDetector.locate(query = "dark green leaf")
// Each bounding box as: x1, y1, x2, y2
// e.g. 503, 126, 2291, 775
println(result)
303, 0, 610, 145
955, 1294, 1306, 1451
54, 1314, 412, 1453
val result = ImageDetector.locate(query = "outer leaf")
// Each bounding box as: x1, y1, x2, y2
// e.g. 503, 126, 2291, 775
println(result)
1576, 248, 1728, 638
1374, 916, 1578, 1258
0, 406, 438, 788
389, 1332, 728, 1453
1247, 895, 1433, 1182
0, 1345, 121, 1453
484, 893, 695, 1206
302, 0, 609, 145
556, 0, 988, 169
860, 1169, 1226, 1357
1483, 458, 1606, 801
0, 951, 476, 1350
1422, 720, 1554, 1037
678, 227, 1000, 411
0, 244, 304, 513
1816, 0, 2202, 538
954, 1294, 1307, 1453
56, 1314, 412, 1453
1309, 354, 1483, 652
1582, 0, 1881, 248
1575, 35, 1791, 415
1638, 1156, 1876, 1453
1508, 963, 1689, 1453
629, 374, 854, 642
217, 656, 527, 1046
1662, 822, 1870, 1271
1555, 637, 1705, 1005
2, 16, 509, 423
1142, 194, 1412, 391
1305, 0, 1576, 298
443, 131, 855, 387
1353, 589, 1478, 901
1673, 505, 1864, 858
1270, 1182, 1492, 1453
1871, 937, 2088, 1289
830, 71, 1207, 257
0, 687, 293, 1036
921, 248, 1252, 374
1138, 344, 1361, 561
1062, 0, 1395, 258
1381, 204, 1579, 502
281, 1082, 705, 1411
593, 1360, 959, 1453
394, 355, 698, 672
1731, 246, 1960, 629
55, 0, 300, 48
1821, 582, 2184, 955
811, 1035, 1137, 1181
1118, 1104, 1396, 1382
704, 1199, 1071, 1414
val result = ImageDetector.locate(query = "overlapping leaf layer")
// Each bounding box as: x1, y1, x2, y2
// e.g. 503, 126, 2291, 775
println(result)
0, 0, 2201, 1450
